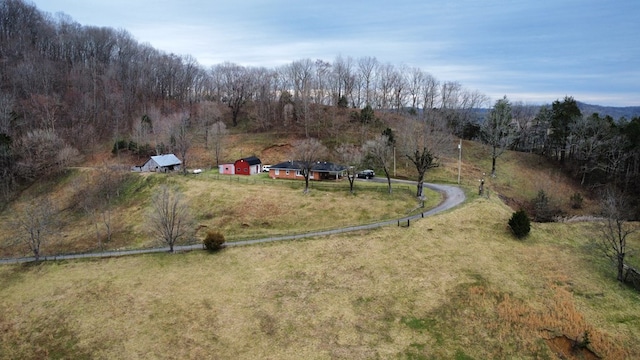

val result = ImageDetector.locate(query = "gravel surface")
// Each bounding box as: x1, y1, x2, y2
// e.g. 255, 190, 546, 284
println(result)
0, 181, 466, 264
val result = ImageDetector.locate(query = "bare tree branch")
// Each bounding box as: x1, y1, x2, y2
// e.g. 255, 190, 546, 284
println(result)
596, 188, 638, 283
364, 134, 393, 194
14, 198, 55, 261
149, 185, 192, 252
335, 144, 363, 194
290, 138, 328, 193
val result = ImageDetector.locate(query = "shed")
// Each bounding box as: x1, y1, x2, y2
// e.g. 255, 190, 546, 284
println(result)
234, 156, 262, 175
135, 154, 182, 172
218, 163, 235, 175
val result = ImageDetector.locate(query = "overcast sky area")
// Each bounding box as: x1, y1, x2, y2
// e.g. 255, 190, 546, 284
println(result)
32, 0, 639, 107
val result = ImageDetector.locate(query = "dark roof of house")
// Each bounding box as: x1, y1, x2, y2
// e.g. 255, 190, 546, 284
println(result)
270, 161, 346, 172
235, 156, 261, 165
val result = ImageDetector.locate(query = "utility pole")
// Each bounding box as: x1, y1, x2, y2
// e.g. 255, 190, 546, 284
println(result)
457, 139, 462, 184
393, 146, 396, 177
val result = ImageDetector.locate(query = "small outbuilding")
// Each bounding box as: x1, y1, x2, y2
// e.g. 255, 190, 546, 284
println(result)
218, 163, 235, 175
234, 156, 262, 175
133, 154, 182, 172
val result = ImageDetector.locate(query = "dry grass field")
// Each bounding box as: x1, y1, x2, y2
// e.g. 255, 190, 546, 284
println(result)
1, 196, 638, 359
1, 136, 638, 359
0, 168, 434, 258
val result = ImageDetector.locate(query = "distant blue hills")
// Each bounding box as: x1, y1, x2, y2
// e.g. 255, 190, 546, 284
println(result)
409, 102, 640, 121
468, 102, 640, 121
576, 101, 640, 120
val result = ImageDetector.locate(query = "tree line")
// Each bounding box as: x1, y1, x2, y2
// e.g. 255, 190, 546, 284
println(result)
480, 95, 640, 201
0, 0, 489, 202
1, 0, 638, 209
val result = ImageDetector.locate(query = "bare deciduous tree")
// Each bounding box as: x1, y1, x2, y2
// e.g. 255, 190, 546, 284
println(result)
287, 59, 314, 137
290, 138, 327, 193
335, 144, 363, 194
595, 188, 638, 283
482, 96, 515, 176
209, 120, 228, 167
364, 134, 394, 194
252, 67, 279, 130
510, 101, 538, 152
213, 62, 253, 127
569, 113, 612, 185
172, 115, 191, 175
149, 185, 192, 252
357, 56, 378, 107
15, 129, 78, 181
196, 101, 222, 149
14, 198, 55, 261
76, 165, 126, 250
399, 118, 452, 198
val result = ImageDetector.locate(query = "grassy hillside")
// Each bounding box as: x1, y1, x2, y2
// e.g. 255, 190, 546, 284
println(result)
0, 167, 436, 258
1, 196, 638, 359
0, 133, 607, 259
1, 132, 637, 359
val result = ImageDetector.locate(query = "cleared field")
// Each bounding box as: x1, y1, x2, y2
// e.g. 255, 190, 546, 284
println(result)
1, 196, 638, 359
0, 169, 437, 258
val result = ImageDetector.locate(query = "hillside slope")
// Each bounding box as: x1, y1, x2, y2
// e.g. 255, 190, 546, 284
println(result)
0, 197, 638, 359
0, 133, 599, 259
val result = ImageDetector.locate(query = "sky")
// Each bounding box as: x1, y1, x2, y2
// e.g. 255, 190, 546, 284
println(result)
32, 0, 640, 107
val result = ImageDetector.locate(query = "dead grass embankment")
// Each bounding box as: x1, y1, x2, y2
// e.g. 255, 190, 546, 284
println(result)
1, 196, 638, 359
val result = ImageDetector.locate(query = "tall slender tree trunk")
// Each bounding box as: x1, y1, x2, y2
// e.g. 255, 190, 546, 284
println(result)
347, 174, 355, 194
384, 167, 392, 194
617, 253, 626, 282
304, 173, 310, 194
491, 156, 497, 176
416, 172, 425, 198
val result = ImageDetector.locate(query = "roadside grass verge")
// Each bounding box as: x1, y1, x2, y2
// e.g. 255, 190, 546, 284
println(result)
0, 196, 638, 359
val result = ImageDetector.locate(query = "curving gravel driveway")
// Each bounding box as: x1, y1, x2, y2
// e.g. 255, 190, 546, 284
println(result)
0, 181, 465, 264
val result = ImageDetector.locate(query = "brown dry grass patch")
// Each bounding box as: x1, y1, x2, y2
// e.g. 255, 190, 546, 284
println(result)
1, 197, 638, 359
0, 169, 428, 258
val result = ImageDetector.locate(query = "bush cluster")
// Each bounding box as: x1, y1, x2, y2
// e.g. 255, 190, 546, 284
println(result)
533, 189, 556, 222
111, 139, 155, 157
509, 209, 531, 239
570, 192, 584, 209
203, 231, 225, 252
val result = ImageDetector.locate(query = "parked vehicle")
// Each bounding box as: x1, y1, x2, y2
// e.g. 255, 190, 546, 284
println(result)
262, 165, 271, 172
357, 169, 375, 179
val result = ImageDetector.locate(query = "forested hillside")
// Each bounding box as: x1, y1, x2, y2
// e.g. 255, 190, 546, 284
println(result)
1, 0, 639, 215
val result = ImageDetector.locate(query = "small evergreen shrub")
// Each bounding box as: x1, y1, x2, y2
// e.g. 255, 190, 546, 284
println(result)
570, 192, 583, 209
509, 209, 531, 239
360, 105, 375, 124
337, 95, 349, 108
203, 231, 225, 252
112, 139, 128, 154
533, 189, 554, 222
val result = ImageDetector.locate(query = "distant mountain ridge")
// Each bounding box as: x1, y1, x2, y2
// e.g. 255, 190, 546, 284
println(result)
576, 101, 640, 120
471, 102, 640, 121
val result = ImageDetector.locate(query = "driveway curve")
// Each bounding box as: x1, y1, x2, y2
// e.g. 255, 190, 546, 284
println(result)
0, 181, 466, 264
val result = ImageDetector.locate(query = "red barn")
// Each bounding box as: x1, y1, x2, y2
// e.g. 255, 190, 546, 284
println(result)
234, 156, 262, 175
